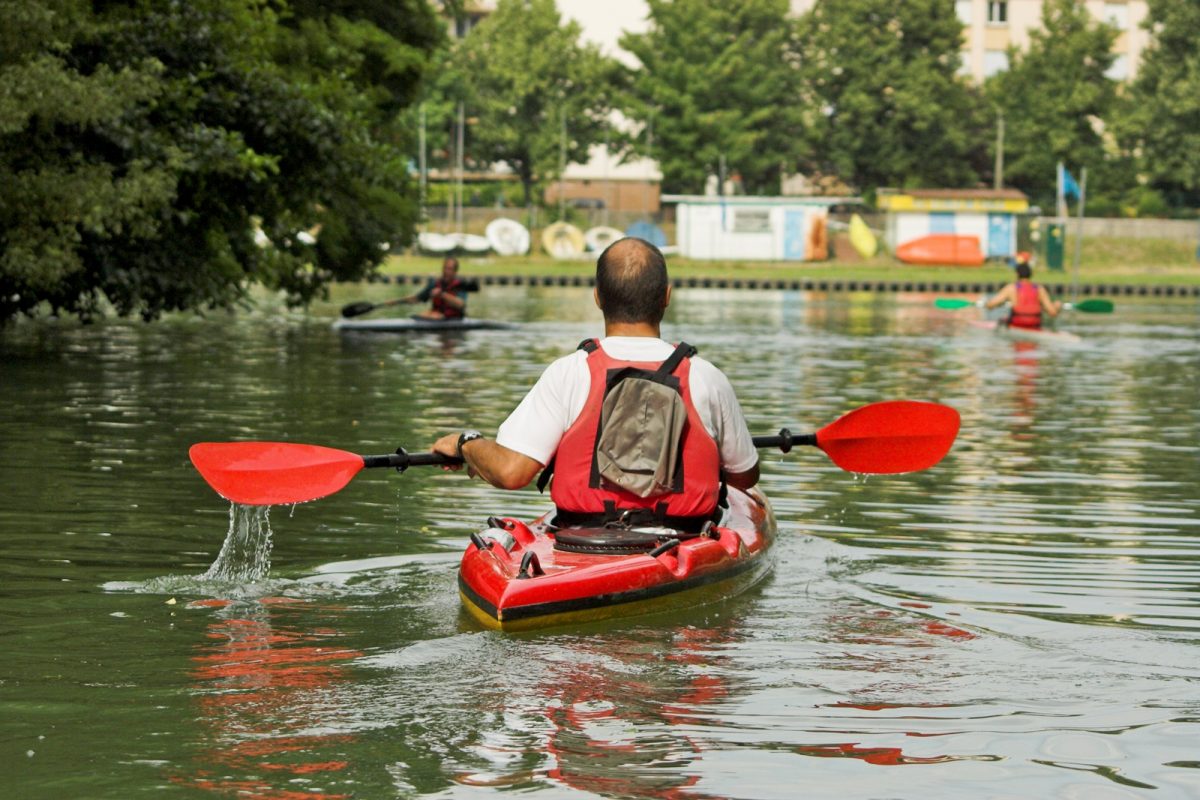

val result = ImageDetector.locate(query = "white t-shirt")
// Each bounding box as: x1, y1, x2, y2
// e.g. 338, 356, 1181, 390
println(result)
495, 337, 758, 473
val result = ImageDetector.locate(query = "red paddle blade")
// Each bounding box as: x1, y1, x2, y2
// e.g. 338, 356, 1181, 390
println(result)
189, 442, 366, 506
816, 401, 960, 474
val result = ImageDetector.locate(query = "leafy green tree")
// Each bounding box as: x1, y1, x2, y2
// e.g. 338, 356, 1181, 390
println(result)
429, 0, 623, 207
620, 0, 804, 195
986, 0, 1118, 208
1118, 0, 1200, 209
795, 0, 987, 193
0, 0, 441, 324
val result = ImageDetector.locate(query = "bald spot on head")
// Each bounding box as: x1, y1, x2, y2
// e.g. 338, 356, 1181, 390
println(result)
595, 237, 669, 324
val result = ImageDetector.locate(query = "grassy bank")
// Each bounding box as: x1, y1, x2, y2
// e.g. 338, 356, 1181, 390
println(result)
382, 235, 1199, 287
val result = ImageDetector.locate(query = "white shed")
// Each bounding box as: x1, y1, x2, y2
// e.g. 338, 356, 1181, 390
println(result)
662, 195, 858, 261
877, 188, 1030, 261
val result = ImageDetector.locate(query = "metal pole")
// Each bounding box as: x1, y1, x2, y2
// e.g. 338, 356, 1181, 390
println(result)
643, 115, 653, 219
558, 109, 566, 221
993, 111, 1005, 189
718, 153, 727, 231
456, 102, 465, 232
1072, 167, 1087, 304
418, 104, 427, 223
602, 126, 610, 229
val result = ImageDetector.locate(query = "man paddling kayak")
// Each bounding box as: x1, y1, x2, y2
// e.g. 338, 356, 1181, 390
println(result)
432, 237, 759, 530
394, 256, 469, 320
985, 255, 1062, 330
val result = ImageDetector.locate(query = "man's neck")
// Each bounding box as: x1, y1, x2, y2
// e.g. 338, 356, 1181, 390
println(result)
604, 321, 661, 338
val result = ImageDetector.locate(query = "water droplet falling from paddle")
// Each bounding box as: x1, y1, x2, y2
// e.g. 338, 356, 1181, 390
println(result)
201, 503, 274, 582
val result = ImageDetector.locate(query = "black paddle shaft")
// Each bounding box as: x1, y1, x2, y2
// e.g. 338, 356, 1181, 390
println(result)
363, 448, 462, 471
363, 431, 813, 471
752, 429, 817, 453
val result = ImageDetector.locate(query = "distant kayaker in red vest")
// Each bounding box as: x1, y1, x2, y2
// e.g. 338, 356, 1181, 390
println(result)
985, 254, 1062, 330
398, 256, 468, 319
431, 237, 759, 529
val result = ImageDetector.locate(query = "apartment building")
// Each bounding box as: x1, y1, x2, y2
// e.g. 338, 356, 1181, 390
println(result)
453, 2, 1150, 80
954, 0, 1150, 81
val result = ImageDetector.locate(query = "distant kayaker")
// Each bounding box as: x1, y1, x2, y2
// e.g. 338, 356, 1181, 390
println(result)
431, 237, 759, 530
398, 256, 468, 320
985, 255, 1062, 330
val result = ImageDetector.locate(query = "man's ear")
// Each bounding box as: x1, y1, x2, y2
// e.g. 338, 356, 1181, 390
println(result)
593, 286, 602, 310
663, 284, 672, 309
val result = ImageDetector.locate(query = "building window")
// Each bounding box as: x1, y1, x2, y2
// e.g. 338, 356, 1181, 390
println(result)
984, 49, 1009, 76
987, 1, 1007, 24
732, 210, 771, 234
955, 0, 972, 24
1104, 3, 1129, 30
1106, 54, 1130, 81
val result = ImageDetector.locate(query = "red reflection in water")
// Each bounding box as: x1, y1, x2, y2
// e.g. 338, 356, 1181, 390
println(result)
795, 742, 965, 766
824, 606, 976, 647
172, 598, 361, 800
1010, 339, 1039, 441
538, 624, 738, 800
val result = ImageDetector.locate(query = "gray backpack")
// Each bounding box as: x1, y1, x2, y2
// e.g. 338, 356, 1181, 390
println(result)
594, 343, 695, 498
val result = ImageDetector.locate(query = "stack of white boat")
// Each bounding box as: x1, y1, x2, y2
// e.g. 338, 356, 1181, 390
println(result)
416, 220, 670, 258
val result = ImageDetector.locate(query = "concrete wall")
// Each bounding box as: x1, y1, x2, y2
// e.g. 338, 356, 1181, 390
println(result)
1040, 217, 1200, 241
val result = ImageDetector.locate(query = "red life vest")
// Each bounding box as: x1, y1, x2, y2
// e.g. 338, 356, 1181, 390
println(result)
1008, 280, 1042, 329
550, 340, 721, 529
432, 278, 465, 319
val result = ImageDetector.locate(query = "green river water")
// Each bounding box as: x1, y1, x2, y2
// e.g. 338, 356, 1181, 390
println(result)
1, 283, 1198, 799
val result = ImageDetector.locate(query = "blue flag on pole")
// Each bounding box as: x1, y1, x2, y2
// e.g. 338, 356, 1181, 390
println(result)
1059, 164, 1081, 201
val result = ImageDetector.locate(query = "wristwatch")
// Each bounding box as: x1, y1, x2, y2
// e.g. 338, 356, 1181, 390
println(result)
456, 430, 483, 460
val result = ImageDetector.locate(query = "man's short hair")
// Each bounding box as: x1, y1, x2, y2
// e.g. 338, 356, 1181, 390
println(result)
1015, 262, 1032, 279
595, 238, 669, 324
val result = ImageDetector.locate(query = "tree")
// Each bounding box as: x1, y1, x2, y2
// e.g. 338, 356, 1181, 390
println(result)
620, 0, 805, 195
429, 0, 622, 208
986, 0, 1118, 208
0, 0, 441, 324
1118, 0, 1200, 209
795, 0, 987, 193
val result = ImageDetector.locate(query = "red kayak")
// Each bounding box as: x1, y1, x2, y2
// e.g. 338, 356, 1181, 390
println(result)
458, 486, 776, 631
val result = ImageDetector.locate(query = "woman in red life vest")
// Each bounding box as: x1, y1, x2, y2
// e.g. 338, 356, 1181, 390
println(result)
985, 255, 1062, 330
400, 257, 468, 319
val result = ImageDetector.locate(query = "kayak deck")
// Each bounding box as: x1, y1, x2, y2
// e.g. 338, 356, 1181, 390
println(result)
332, 316, 515, 333
969, 318, 1082, 343
458, 487, 776, 632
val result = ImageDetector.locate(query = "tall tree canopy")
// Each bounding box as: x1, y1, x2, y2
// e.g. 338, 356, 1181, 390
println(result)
427, 0, 621, 207
620, 0, 804, 195
985, 0, 1118, 207
0, 0, 441, 323
1118, 0, 1200, 209
795, 0, 987, 192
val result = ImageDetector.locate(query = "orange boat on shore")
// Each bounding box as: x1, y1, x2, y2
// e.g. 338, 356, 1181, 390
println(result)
895, 234, 985, 266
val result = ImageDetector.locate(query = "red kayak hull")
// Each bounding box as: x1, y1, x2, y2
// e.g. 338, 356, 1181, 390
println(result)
895, 234, 985, 266
458, 487, 776, 631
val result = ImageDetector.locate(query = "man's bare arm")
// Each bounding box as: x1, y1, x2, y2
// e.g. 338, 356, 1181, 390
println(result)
432, 433, 542, 490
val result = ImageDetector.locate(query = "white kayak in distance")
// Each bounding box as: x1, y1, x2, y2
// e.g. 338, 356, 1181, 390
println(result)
333, 316, 517, 333
485, 218, 531, 256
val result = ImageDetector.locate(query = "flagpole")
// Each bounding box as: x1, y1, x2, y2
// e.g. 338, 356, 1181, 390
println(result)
1056, 161, 1065, 221
1072, 167, 1087, 304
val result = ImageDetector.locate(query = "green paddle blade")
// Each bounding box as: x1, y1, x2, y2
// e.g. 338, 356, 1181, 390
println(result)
1068, 299, 1114, 313
934, 298, 978, 310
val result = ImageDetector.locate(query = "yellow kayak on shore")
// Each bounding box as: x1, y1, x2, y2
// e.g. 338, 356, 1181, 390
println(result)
849, 214, 878, 258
